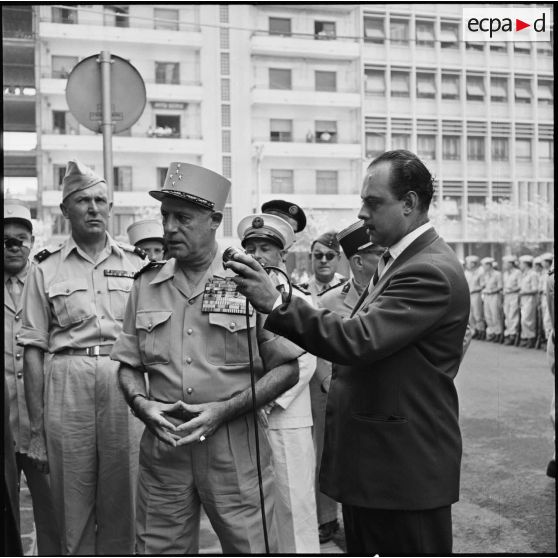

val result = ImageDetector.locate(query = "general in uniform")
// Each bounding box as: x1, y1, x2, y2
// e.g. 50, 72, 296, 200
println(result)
19, 160, 146, 555
127, 218, 165, 262
502, 255, 521, 345
238, 212, 319, 553
110, 163, 304, 554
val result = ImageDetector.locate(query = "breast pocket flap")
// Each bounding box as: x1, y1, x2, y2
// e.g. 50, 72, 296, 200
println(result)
136, 311, 172, 333
208, 312, 255, 333
48, 278, 88, 297
107, 276, 132, 292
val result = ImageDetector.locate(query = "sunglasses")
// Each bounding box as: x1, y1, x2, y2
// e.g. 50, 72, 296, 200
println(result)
4, 237, 31, 250
313, 251, 338, 261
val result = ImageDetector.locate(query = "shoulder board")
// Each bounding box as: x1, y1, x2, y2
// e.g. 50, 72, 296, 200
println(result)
549, 269, 554, 276
299, 282, 309, 290
118, 241, 146, 259
317, 282, 346, 297
33, 244, 62, 263
292, 284, 311, 296
134, 260, 165, 279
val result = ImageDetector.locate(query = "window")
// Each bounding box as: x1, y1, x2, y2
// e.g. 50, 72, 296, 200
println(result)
467, 137, 485, 161
315, 71, 336, 92
53, 215, 71, 235
54, 165, 66, 188
269, 68, 292, 90
52, 55, 77, 79
490, 42, 507, 53
157, 167, 168, 188
221, 105, 230, 127
219, 5, 228, 24
391, 70, 410, 97
269, 17, 291, 36
514, 42, 530, 55
155, 114, 180, 137
392, 134, 410, 150
366, 133, 385, 158
390, 18, 409, 44
539, 139, 553, 160
364, 16, 384, 43
537, 33, 553, 55
221, 78, 230, 101
220, 28, 229, 49
466, 75, 485, 101
443, 196, 462, 220
154, 8, 178, 30
220, 53, 230, 75
315, 21, 336, 40
441, 73, 460, 100
491, 137, 509, 161
113, 166, 132, 192
468, 195, 486, 212
443, 136, 461, 160
490, 76, 508, 102
222, 207, 233, 237
53, 111, 66, 134
222, 130, 231, 152
270, 119, 292, 142
516, 138, 531, 161
514, 78, 532, 104
417, 135, 436, 159
416, 20, 434, 46
365, 69, 385, 95
316, 171, 338, 194
466, 41, 484, 52
104, 5, 129, 27
222, 156, 232, 178
416, 72, 436, 99
440, 22, 459, 49
315, 121, 337, 143
52, 6, 76, 24
537, 80, 553, 104
271, 170, 294, 194
155, 62, 179, 85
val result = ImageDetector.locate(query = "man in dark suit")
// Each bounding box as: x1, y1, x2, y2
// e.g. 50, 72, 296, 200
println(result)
224, 150, 470, 555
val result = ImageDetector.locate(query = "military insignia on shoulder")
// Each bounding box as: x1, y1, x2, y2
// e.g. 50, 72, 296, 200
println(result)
118, 241, 147, 259
299, 282, 309, 290
317, 282, 345, 297
342, 282, 351, 294
134, 246, 147, 259
134, 260, 165, 279
34, 244, 62, 263
293, 284, 311, 296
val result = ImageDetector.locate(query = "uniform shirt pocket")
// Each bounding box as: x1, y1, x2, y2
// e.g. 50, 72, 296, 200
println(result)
48, 278, 94, 326
206, 312, 256, 366
107, 276, 132, 321
136, 310, 172, 364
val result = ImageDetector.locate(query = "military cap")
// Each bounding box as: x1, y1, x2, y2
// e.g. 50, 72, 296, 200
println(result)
336, 221, 374, 259
465, 255, 479, 263
127, 219, 164, 246
502, 255, 517, 263
62, 159, 105, 201
149, 162, 230, 212
481, 257, 494, 265
533, 256, 543, 265
4, 199, 33, 232
261, 199, 307, 233
541, 252, 554, 262
311, 231, 340, 253
519, 255, 534, 264
238, 213, 295, 251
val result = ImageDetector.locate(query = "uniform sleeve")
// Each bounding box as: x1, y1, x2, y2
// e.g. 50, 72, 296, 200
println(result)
109, 277, 143, 369
18, 265, 51, 351
274, 351, 317, 410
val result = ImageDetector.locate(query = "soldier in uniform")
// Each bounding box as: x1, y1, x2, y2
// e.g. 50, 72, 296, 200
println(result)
110, 162, 304, 554
465, 255, 485, 339
19, 160, 147, 555
480, 257, 504, 343
127, 218, 165, 262
518, 255, 540, 348
502, 255, 522, 345
4, 201, 60, 555
237, 212, 320, 554
541, 253, 554, 342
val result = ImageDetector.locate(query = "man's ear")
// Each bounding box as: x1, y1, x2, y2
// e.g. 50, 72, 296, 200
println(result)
402, 190, 419, 215
60, 202, 69, 219
280, 249, 288, 263
351, 254, 363, 271
30, 235, 35, 249
210, 211, 223, 230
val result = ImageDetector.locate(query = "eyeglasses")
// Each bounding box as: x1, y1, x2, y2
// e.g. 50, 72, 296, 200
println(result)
313, 251, 338, 261
4, 237, 31, 250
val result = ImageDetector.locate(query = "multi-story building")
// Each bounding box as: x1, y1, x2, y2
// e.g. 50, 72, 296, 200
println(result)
3, 3, 553, 262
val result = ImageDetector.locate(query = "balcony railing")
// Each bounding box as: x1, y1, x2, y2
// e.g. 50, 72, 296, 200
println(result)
44, 127, 202, 140
252, 29, 359, 43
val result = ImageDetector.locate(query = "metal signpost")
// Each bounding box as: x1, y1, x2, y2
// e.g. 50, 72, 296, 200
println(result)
65, 52, 146, 234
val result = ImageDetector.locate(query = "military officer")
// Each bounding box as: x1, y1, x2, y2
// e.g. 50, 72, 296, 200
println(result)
465, 255, 485, 339
480, 257, 504, 343
518, 255, 540, 348
238, 212, 320, 553
127, 218, 165, 262
110, 162, 304, 554
4, 201, 60, 555
19, 160, 147, 555
261, 199, 307, 234
502, 255, 521, 345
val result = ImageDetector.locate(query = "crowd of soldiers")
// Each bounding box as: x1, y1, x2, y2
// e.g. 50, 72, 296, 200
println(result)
464, 252, 554, 349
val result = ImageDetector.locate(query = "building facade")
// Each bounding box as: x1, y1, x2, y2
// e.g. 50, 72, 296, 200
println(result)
2, 3, 553, 260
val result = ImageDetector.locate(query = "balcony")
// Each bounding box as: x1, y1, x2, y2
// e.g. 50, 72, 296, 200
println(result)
252, 87, 360, 108
251, 32, 359, 60
255, 140, 361, 160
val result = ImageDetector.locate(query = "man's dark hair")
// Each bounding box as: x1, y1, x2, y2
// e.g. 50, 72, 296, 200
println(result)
367, 150, 435, 211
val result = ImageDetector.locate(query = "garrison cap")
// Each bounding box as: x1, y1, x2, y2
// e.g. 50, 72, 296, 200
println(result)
502, 255, 517, 263
238, 213, 295, 250
519, 255, 534, 264
127, 219, 164, 246
261, 199, 307, 233
149, 162, 230, 212
336, 221, 375, 258
481, 257, 494, 265
311, 231, 340, 253
465, 255, 479, 263
4, 199, 33, 232
62, 159, 105, 201
541, 252, 554, 262
534, 256, 543, 265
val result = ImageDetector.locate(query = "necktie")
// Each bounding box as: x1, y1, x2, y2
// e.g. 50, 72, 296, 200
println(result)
371, 250, 392, 287
7, 276, 22, 308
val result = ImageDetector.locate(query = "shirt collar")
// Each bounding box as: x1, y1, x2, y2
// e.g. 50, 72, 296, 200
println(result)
4, 260, 30, 284
388, 221, 433, 262
61, 233, 121, 261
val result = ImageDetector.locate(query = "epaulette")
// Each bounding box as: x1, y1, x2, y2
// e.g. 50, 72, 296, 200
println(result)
34, 244, 62, 263
118, 241, 147, 259
299, 282, 309, 290
134, 260, 165, 279
317, 280, 347, 297
293, 283, 311, 296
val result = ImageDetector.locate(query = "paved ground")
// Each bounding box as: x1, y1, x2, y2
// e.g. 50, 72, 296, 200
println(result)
18, 339, 555, 555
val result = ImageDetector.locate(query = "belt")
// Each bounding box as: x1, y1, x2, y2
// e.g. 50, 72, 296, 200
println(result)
471, 289, 482, 294
505, 289, 520, 294
484, 289, 502, 295
56, 345, 112, 357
